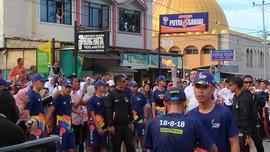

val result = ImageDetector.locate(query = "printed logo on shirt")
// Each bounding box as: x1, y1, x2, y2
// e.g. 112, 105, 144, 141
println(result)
31, 113, 45, 137
211, 119, 221, 129
125, 97, 129, 103
97, 102, 101, 106
114, 99, 119, 103
136, 97, 141, 101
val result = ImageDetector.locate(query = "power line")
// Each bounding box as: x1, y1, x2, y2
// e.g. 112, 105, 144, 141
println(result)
19, 0, 268, 47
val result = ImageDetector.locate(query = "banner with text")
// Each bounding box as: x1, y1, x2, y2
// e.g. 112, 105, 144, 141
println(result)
160, 12, 208, 33
77, 32, 109, 53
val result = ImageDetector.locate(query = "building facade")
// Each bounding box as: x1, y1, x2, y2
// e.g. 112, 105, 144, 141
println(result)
152, 0, 270, 79
0, 0, 153, 78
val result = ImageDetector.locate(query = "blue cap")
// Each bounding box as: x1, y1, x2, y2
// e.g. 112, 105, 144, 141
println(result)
32, 74, 46, 82
62, 78, 72, 87
194, 72, 216, 86
0, 77, 11, 87
165, 87, 186, 102
156, 75, 166, 82
95, 80, 107, 88
128, 81, 138, 87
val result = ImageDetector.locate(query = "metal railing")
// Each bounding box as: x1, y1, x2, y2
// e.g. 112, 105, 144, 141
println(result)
0, 135, 60, 152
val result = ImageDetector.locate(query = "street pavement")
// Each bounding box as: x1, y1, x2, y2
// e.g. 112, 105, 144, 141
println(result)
251, 140, 270, 152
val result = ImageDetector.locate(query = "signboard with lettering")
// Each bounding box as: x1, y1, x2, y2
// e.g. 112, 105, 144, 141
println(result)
121, 53, 149, 69
211, 50, 235, 61
77, 32, 109, 53
159, 13, 208, 33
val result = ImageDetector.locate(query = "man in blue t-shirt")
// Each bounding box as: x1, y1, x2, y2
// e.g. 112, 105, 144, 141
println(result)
128, 80, 147, 152
87, 80, 109, 152
46, 78, 75, 151
151, 75, 167, 118
188, 72, 239, 152
144, 87, 218, 152
25, 74, 46, 138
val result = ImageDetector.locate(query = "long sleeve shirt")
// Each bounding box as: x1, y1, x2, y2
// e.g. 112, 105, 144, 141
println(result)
232, 90, 256, 135
106, 88, 133, 126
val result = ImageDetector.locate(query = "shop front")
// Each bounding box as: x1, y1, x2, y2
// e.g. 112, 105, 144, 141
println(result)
120, 52, 183, 85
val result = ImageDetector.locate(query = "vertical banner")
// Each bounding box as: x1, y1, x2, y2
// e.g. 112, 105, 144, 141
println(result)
36, 41, 51, 76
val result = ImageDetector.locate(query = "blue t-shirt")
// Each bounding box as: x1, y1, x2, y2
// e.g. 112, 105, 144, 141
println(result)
51, 94, 72, 133
188, 104, 239, 152
131, 92, 147, 121
25, 89, 44, 116
151, 88, 166, 107
88, 96, 106, 119
144, 113, 214, 152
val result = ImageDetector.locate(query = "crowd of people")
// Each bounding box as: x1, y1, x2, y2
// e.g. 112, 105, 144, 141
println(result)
1, 58, 270, 152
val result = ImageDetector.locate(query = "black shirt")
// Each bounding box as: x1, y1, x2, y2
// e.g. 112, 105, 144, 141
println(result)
0, 117, 26, 147
232, 90, 256, 135
106, 88, 133, 125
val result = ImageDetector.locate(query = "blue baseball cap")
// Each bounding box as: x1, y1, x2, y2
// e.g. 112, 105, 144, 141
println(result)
32, 74, 46, 82
0, 77, 11, 87
128, 81, 138, 87
156, 75, 166, 82
194, 72, 216, 86
95, 80, 107, 88
165, 87, 186, 102
62, 78, 72, 87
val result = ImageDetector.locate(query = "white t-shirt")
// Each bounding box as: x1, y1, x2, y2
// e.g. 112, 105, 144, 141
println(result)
71, 90, 88, 125
184, 84, 198, 112
217, 87, 234, 106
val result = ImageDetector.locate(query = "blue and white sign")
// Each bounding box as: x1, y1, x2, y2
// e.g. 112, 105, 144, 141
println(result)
211, 50, 235, 61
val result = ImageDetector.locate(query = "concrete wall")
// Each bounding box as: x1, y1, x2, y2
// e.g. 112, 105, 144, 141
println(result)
228, 34, 270, 79
0, 0, 4, 48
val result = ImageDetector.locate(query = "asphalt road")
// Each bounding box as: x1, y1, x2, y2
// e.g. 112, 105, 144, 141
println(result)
251, 140, 270, 152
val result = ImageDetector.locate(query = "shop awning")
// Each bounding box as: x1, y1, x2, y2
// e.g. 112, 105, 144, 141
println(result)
78, 53, 120, 60
101, 66, 137, 73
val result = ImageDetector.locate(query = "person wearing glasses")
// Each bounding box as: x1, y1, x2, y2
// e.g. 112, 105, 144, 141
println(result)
188, 72, 239, 152
106, 74, 135, 152
230, 77, 258, 152
242, 75, 265, 152
144, 87, 218, 152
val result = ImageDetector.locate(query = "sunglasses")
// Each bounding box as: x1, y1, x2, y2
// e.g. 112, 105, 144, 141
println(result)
244, 81, 253, 84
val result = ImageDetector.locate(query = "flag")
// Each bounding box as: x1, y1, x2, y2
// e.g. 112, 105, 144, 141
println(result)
36, 41, 51, 75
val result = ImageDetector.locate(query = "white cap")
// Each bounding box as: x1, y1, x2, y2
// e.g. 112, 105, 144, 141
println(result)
107, 80, 115, 87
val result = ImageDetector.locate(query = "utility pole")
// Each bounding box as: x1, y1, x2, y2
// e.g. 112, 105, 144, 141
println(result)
253, 1, 269, 79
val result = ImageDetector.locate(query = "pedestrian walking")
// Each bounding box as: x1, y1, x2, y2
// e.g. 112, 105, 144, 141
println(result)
129, 81, 147, 151
230, 77, 257, 152
106, 74, 135, 152
87, 80, 109, 152
188, 72, 239, 152
144, 87, 218, 152
151, 75, 167, 118
46, 78, 75, 152
24, 74, 47, 138
184, 69, 198, 112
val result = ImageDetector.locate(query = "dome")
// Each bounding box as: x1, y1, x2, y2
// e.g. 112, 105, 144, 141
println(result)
152, 0, 229, 36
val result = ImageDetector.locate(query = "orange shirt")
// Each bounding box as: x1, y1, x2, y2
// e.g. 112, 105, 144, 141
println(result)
8, 65, 27, 80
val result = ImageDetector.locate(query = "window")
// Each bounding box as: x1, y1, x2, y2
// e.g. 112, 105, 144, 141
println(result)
82, 2, 109, 29
250, 49, 253, 68
246, 49, 249, 67
202, 45, 215, 54
185, 46, 198, 54
119, 8, 141, 33
40, 0, 72, 25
